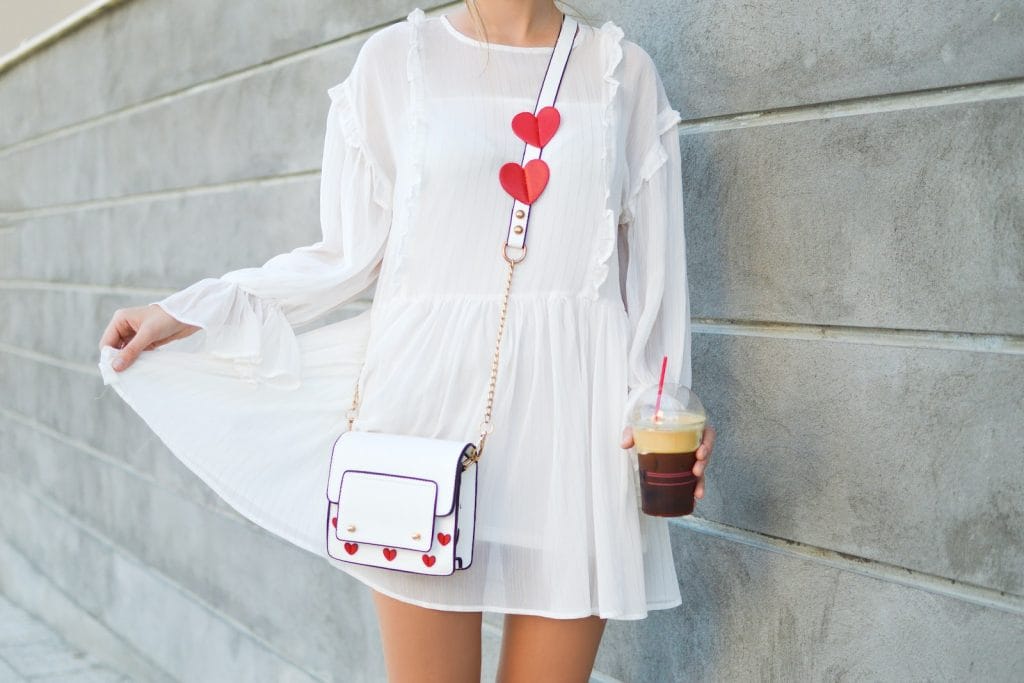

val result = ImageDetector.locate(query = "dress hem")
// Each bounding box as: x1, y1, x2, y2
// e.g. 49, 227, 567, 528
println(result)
341, 564, 683, 622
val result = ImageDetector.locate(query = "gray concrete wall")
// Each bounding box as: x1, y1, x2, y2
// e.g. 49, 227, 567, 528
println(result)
1, 0, 1022, 680
0, 0, 96, 56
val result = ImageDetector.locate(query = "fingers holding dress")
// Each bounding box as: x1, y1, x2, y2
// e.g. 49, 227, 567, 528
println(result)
98, 304, 201, 371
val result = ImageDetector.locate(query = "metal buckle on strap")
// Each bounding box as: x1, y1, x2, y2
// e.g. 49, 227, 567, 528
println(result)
503, 244, 527, 264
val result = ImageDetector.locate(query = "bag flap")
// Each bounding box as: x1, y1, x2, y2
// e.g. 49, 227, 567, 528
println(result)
326, 430, 475, 515
334, 470, 437, 551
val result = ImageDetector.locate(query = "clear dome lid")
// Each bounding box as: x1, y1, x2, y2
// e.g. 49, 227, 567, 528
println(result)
627, 381, 706, 431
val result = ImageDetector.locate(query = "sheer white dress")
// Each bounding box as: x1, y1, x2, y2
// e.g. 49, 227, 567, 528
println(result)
97, 7, 691, 620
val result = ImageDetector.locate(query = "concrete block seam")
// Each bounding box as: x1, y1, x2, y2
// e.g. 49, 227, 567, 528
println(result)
0, 404, 258, 529
693, 320, 1024, 355
0, 281, 171, 297
676, 515, 1024, 617
4, 308, 1020, 392
3, 464, 615, 683
0, 0, 134, 77
0, 300, 372, 376
8, 13, 1022, 155
0, 170, 317, 223
0, 475, 325, 681
9, 84, 1024, 222
0, 535, 176, 682
0, 343, 94, 376
9, 396, 1021, 621
679, 78, 1024, 135
0, 9, 400, 157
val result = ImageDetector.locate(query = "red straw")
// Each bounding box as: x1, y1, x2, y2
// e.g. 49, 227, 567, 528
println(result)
654, 355, 668, 423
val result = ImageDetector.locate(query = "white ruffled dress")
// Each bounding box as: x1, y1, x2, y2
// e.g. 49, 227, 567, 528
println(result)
97, 7, 691, 620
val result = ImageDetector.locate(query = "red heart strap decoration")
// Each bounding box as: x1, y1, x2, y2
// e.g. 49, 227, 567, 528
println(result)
511, 106, 560, 148
437, 532, 451, 546
382, 548, 397, 561
330, 516, 338, 528
343, 542, 358, 555
499, 158, 550, 205
422, 554, 436, 568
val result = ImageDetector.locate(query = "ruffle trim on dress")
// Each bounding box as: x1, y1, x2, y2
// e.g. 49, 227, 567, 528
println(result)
389, 7, 427, 288
622, 105, 682, 226
585, 20, 625, 302
151, 277, 304, 390
325, 76, 393, 214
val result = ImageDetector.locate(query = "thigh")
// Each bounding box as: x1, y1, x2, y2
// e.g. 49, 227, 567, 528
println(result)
496, 613, 608, 683
371, 589, 482, 683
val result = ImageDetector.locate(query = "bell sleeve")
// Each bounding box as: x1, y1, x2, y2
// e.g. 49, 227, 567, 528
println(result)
149, 61, 395, 389
619, 56, 692, 423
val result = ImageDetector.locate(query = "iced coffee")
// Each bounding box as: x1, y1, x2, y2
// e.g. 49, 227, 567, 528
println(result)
628, 381, 707, 517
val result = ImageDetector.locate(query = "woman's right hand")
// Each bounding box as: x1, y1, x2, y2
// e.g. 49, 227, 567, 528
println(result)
98, 304, 201, 372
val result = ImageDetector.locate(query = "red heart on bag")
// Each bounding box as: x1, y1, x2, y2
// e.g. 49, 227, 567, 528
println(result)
383, 548, 397, 561
511, 106, 560, 148
331, 517, 337, 528
499, 158, 549, 205
422, 554, 436, 568
344, 542, 358, 555
437, 532, 451, 546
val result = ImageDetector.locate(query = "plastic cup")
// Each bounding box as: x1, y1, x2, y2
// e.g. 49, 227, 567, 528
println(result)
628, 382, 707, 517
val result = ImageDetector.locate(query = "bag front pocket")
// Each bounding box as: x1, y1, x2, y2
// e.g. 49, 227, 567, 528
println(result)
335, 470, 438, 552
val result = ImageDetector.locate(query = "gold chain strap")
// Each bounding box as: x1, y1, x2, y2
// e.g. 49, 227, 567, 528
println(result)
345, 244, 525, 467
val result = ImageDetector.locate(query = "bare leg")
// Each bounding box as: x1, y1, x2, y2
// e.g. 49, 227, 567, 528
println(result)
496, 613, 608, 683
371, 589, 483, 683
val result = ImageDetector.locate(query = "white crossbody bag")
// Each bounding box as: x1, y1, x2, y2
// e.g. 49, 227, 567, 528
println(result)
325, 14, 581, 576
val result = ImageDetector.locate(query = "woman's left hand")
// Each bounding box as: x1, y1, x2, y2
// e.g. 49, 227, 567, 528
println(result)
620, 423, 717, 500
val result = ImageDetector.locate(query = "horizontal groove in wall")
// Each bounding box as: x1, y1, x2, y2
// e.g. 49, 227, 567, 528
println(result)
0, 341, 98, 376
2, 397, 1019, 618
0, 12, 404, 158
5, 79, 1023, 219
0, 534, 175, 682
0, 0, 133, 77
680, 77, 1024, 135
0, 280, 174, 297
0, 305, 371, 376
0, 5, 468, 155
675, 516, 1024, 617
0, 281, 373, 304
0, 405, 260, 529
0, 312, 1017, 382
693, 319, 1024, 355
0, 171, 315, 222
0, 472, 325, 682
3, 299, 1021, 356
2, 9, 1021, 161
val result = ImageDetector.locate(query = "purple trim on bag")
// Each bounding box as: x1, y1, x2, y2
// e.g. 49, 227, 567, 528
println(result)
333, 553, 457, 577
325, 498, 458, 576
335, 469, 439, 552
327, 466, 472, 577
325, 501, 337, 560
455, 462, 478, 571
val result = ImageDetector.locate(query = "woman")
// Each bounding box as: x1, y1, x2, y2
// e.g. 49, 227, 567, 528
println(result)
97, 2, 715, 680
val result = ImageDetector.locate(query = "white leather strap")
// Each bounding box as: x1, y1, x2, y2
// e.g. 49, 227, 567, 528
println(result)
504, 15, 580, 253
345, 15, 581, 437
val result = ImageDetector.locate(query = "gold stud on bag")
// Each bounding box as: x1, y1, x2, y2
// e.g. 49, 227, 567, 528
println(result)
325, 14, 580, 576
